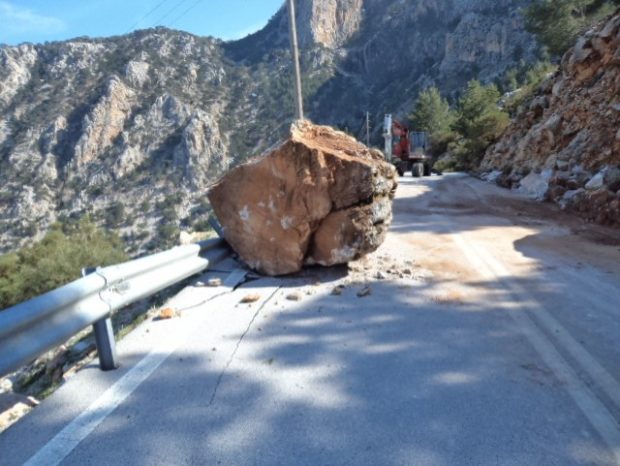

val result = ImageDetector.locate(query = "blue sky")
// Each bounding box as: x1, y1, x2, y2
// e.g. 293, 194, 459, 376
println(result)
0, 0, 285, 45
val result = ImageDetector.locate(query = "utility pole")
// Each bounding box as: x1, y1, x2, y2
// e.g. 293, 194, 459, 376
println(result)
287, 0, 304, 121
365, 111, 371, 146
383, 114, 393, 162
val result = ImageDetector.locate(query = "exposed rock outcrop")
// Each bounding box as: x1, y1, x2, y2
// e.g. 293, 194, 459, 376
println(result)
72, 77, 135, 169
296, 0, 364, 48
124, 60, 150, 87
481, 10, 620, 227
173, 110, 229, 188
0, 44, 38, 106
208, 122, 397, 276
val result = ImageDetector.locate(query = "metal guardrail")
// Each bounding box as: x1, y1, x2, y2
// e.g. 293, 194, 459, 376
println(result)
0, 238, 230, 378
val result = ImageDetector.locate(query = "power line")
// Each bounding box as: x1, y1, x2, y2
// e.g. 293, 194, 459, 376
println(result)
169, 0, 204, 27
127, 0, 172, 32
153, 0, 192, 26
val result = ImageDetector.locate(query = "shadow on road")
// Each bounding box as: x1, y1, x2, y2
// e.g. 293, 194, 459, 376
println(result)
47, 269, 616, 465
10, 175, 620, 466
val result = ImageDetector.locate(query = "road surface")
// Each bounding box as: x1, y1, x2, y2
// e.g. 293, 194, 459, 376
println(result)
2, 173, 620, 465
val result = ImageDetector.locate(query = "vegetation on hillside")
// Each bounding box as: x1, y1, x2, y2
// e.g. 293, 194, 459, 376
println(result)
525, 0, 619, 56
500, 60, 558, 115
0, 218, 127, 310
412, 0, 618, 173
410, 82, 509, 172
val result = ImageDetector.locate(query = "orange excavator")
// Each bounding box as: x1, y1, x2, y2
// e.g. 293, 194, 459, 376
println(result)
388, 118, 432, 177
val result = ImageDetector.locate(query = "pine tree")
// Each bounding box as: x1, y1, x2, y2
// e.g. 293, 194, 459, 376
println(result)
409, 86, 455, 135
451, 81, 509, 168
409, 86, 457, 155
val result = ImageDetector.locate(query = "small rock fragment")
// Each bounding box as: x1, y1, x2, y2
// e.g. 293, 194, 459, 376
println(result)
0, 379, 13, 394
158, 307, 176, 320
357, 286, 372, 298
331, 287, 343, 296
240, 294, 261, 304
207, 278, 222, 287
286, 292, 302, 301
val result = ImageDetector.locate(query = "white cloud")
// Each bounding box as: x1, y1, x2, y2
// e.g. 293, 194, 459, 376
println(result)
0, 1, 66, 36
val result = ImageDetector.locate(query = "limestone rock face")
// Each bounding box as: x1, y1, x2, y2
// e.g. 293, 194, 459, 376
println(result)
124, 61, 150, 87
72, 77, 134, 169
481, 10, 620, 227
173, 110, 229, 189
208, 121, 397, 276
296, 0, 364, 48
0, 44, 38, 106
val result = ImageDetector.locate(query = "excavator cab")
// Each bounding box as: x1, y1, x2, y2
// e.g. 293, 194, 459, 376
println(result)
390, 120, 431, 177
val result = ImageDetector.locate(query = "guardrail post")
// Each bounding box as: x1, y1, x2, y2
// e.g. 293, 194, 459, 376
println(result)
92, 317, 118, 371
82, 267, 119, 371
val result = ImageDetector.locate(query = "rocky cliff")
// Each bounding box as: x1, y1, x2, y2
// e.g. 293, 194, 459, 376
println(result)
232, 0, 538, 125
0, 0, 538, 254
0, 30, 234, 253
481, 10, 620, 226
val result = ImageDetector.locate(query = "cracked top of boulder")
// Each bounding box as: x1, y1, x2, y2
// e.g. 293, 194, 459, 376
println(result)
208, 120, 397, 276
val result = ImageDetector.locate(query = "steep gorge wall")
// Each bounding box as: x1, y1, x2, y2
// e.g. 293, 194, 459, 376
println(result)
482, 11, 620, 226
229, 0, 538, 131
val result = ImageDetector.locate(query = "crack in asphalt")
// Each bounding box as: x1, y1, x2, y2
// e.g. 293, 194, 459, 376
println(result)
208, 286, 281, 407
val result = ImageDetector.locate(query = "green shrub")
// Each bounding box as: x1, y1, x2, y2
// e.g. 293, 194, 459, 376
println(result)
433, 154, 459, 173
104, 202, 125, 228
160, 206, 177, 223
502, 61, 558, 115
192, 218, 213, 232
157, 223, 179, 249
0, 217, 127, 309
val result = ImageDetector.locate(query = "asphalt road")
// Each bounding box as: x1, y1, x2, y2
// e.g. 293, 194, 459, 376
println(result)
2, 174, 620, 465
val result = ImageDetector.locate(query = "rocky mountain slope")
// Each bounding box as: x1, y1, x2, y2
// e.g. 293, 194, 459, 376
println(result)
232, 0, 538, 125
0, 0, 538, 254
481, 10, 620, 226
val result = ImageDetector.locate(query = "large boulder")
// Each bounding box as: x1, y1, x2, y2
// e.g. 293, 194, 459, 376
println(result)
208, 121, 397, 276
